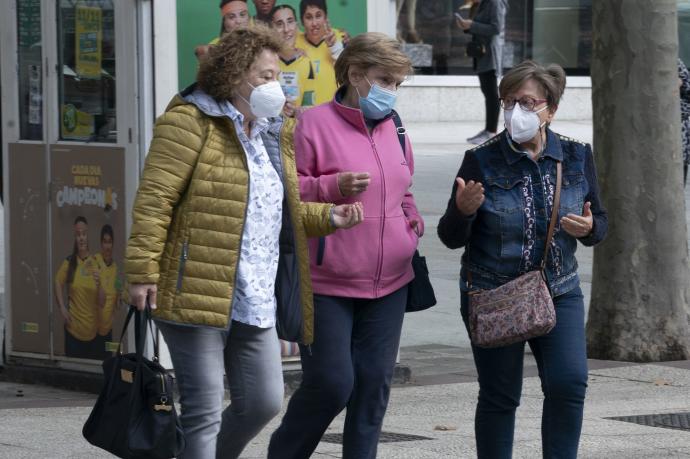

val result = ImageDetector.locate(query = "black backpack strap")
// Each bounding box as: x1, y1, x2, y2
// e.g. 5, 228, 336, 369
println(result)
391, 109, 406, 160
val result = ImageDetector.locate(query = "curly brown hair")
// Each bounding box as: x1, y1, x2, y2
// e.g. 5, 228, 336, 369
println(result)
197, 24, 286, 101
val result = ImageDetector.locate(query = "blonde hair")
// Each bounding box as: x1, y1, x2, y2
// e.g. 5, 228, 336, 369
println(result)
334, 32, 413, 87
499, 60, 566, 109
197, 24, 286, 101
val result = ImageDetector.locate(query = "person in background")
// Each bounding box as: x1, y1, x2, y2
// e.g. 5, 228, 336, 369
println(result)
94, 224, 121, 357
270, 4, 316, 117
268, 32, 423, 459
125, 25, 363, 459
253, 0, 276, 24
295, 0, 346, 105
679, 58, 690, 184
195, 0, 251, 59
438, 60, 608, 459
414, 0, 453, 74
54, 216, 101, 360
457, 0, 508, 145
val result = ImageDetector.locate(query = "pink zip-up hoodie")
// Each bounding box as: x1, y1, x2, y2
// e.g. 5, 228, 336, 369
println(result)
295, 96, 424, 299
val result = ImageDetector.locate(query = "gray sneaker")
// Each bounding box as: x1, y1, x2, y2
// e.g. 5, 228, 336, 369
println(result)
467, 130, 493, 145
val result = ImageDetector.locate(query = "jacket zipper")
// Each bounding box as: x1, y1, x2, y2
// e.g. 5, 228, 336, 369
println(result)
368, 134, 387, 297
227, 118, 254, 324
176, 239, 189, 292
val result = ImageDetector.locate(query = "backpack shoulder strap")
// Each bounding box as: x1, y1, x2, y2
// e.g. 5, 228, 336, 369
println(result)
391, 109, 406, 160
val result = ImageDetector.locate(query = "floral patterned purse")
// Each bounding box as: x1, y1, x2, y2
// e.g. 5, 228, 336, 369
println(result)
468, 162, 561, 348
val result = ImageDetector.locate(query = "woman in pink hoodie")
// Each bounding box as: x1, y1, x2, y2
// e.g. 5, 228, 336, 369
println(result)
269, 32, 423, 459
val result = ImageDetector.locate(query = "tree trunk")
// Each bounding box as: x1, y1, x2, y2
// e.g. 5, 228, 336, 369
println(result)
587, 0, 690, 361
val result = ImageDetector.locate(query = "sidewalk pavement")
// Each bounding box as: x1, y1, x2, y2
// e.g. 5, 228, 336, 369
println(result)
1, 358, 689, 458
1, 120, 690, 458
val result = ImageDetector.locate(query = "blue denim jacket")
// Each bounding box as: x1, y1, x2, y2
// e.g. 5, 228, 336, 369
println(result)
438, 129, 608, 297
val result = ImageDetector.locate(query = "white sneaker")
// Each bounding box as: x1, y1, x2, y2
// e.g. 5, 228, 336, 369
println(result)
467, 130, 495, 145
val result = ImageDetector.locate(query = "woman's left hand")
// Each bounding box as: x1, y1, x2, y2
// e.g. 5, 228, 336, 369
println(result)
332, 202, 364, 229
409, 218, 422, 237
560, 201, 593, 238
456, 17, 472, 31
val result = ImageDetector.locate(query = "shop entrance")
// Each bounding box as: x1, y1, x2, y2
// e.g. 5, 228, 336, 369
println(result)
2, 0, 142, 365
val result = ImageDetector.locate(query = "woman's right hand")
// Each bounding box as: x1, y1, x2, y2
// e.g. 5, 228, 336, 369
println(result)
129, 283, 157, 311
455, 177, 485, 216
59, 305, 72, 326
338, 172, 371, 197
332, 202, 364, 229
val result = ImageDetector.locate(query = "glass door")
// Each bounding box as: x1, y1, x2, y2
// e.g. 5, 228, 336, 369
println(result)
49, 0, 134, 361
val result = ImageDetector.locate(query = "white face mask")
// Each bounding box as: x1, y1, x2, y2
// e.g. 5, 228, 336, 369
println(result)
242, 80, 286, 118
504, 104, 548, 144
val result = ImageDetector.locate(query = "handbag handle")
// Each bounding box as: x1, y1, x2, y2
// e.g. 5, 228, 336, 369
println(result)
467, 161, 562, 287
113, 304, 160, 361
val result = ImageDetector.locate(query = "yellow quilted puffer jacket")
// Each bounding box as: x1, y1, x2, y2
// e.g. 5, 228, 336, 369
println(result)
124, 92, 335, 344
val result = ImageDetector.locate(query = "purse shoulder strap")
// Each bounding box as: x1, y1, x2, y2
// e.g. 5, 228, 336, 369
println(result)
540, 161, 562, 271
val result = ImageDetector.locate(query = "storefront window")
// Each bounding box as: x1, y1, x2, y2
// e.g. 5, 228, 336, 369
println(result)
680, 0, 690, 65
397, 0, 592, 76
57, 0, 116, 143
17, 0, 43, 140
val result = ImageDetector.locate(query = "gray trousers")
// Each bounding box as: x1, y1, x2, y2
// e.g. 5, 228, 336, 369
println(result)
157, 320, 284, 459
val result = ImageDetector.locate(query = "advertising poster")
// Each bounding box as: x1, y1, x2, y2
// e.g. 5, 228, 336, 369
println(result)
50, 146, 126, 360
9, 145, 50, 355
176, 0, 368, 97
75, 4, 103, 80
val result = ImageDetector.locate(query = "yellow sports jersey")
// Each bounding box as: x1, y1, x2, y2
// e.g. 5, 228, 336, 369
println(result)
56, 256, 99, 342
94, 253, 121, 336
279, 54, 316, 107
295, 29, 345, 105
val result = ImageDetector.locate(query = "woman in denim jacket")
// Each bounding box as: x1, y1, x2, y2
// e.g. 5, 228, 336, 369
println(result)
438, 60, 608, 459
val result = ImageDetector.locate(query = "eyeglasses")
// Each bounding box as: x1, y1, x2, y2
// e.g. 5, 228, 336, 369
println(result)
500, 96, 548, 112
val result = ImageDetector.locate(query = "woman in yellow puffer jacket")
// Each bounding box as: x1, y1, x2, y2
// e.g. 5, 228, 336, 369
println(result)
124, 25, 362, 459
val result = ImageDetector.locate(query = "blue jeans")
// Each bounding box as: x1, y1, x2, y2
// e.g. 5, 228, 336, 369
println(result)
268, 286, 407, 459
461, 286, 588, 459
157, 320, 284, 459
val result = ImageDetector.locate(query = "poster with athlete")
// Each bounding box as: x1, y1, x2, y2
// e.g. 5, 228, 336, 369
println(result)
50, 146, 126, 360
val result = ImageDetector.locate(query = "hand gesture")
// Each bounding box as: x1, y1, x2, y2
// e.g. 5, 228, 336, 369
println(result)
332, 202, 364, 229
129, 283, 158, 311
60, 304, 73, 326
454, 178, 485, 216
338, 172, 371, 197
560, 201, 593, 238
92, 268, 101, 287
325, 21, 337, 47
341, 29, 351, 46
456, 17, 472, 31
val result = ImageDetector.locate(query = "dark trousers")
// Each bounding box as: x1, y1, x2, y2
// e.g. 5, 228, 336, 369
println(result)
268, 286, 407, 459
64, 329, 102, 360
478, 70, 500, 133
461, 286, 588, 459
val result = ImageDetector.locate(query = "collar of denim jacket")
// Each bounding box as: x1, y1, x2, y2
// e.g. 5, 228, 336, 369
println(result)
499, 128, 564, 165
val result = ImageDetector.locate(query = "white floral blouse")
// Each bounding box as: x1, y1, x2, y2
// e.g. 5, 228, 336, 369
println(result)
223, 102, 284, 328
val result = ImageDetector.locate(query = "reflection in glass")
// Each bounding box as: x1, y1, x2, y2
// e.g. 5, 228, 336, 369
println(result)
680, 0, 690, 66
396, 0, 594, 76
17, 0, 43, 140
58, 0, 116, 143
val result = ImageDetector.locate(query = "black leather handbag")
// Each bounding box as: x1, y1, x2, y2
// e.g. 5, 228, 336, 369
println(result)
391, 111, 438, 313
466, 41, 486, 59
82, 306, 186, 459
406, 250, 437, 312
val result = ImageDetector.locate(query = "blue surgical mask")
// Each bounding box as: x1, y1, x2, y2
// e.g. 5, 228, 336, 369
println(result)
356, 77, 397, 120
